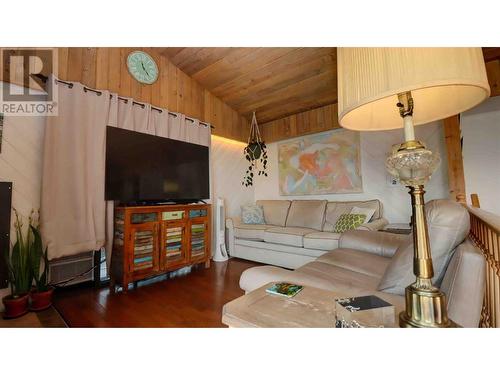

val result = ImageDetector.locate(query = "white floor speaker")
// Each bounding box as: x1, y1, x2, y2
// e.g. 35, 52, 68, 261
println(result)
213, 197, 229, 262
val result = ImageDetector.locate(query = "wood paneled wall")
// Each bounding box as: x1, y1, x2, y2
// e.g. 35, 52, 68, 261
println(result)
260, 103, 340, 143
0, 48, 250, 142
56, 48, 250, 141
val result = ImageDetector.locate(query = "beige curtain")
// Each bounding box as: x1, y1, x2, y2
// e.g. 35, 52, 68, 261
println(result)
41, 78, 112, 259
168, 112, 211, 146
42, 80, 211, 263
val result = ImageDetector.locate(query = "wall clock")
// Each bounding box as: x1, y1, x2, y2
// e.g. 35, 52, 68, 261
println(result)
127, 51, 159, 84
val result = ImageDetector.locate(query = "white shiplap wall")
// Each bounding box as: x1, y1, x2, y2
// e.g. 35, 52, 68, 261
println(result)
211, 135, 255, 219
0, 82, 46, 308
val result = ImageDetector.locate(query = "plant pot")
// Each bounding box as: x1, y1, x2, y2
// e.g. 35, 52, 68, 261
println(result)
29, 287, 55, 311
2, 293, 29, 319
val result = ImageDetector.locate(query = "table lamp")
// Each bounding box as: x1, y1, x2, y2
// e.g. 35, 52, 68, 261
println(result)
337, 48, 490, 328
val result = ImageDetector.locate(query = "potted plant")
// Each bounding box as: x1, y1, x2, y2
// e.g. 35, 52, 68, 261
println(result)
29, 221, 53, 311
2, 209, 33, 319
242, 112, 268, 187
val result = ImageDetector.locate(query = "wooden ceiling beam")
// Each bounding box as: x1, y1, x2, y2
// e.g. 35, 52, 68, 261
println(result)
482, 47, 500, 62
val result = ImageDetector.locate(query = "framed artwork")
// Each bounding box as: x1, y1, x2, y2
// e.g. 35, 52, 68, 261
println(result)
278, 129, 362, 195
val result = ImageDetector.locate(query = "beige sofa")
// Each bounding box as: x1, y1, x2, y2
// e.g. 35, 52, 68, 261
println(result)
226, 199, 387, 269
239, 200, 486, 327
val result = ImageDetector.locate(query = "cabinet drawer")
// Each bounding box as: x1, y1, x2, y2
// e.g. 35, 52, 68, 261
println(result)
131, 212, 158, 224
189, 209, 207, 218
162, 210, 185, 221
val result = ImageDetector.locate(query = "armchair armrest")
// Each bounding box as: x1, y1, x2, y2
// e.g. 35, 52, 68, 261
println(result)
356, 218, 388, 231
225, 217, 241, 256
339, 230, 410, 258
225, 216, 241, 229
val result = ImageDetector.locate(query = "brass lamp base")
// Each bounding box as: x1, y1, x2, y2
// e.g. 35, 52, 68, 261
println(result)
399, 283, 456, 328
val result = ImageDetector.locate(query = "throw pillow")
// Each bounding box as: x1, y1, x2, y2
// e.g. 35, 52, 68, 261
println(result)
350, 206, 376, 224
333, 213, 366, 233
241, 205, 265, 225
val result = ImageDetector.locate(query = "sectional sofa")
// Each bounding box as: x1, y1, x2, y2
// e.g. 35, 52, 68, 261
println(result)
239, 200, 486, 327
226, 199, 387, 269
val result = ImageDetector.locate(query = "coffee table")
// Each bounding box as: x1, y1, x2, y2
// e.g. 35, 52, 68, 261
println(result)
222, 283, 401, 328
222, 283, 338, 328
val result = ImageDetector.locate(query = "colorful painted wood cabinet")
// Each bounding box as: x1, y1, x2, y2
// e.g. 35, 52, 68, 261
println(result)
110, 204, 211, 292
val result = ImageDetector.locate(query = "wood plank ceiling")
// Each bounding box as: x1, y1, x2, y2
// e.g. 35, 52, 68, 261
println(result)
160, 48, 336, 124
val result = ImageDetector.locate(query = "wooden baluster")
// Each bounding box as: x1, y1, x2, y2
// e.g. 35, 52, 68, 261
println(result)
487, 228, 496, 326
482, 222, 492, 327
493, 232, 500, 327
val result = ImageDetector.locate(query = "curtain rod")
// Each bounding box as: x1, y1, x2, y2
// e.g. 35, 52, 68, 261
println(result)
34, 74, 214, 129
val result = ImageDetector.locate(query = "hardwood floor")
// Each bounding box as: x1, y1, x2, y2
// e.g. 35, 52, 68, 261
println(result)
52, 258, 259, 327
0, 307, 67, 328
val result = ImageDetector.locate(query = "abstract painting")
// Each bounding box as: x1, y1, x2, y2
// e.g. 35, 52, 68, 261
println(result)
278, 129, 362, 195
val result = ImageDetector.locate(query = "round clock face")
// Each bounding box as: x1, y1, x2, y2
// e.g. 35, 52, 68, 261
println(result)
127, 51, 159, 84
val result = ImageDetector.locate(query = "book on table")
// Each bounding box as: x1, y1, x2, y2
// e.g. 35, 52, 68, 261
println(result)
265, 283, 303, 298
334, 295, 395, 327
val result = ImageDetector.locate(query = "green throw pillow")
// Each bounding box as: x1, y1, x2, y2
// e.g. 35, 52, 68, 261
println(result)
333, 213, 366, 233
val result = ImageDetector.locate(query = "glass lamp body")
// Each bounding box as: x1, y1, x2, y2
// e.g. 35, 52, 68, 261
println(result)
386, 142, 440, 186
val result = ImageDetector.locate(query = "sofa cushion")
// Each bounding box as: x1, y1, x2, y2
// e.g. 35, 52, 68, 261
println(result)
264, 227, 317, 247
285, 200, 327, 231
256, 200, 291, 227
315, 248, 391, 278
235, 239, 326, 258
233, 222, 277, 241
378, 199, 470, 295
297, 262, 381, 291
323, 200, 381, 232
241, 204, 265, 224
339, 230, 409, 258
303, 231, 341, 251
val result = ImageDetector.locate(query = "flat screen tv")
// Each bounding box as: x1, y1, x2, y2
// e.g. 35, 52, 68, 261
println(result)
105, 126, 210, 204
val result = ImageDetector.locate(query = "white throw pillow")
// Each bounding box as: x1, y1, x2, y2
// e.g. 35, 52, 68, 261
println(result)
350, 206, 376, 224
241, 205, 265, 225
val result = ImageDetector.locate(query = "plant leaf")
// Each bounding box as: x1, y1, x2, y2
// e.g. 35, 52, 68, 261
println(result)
30, 224, 42, 282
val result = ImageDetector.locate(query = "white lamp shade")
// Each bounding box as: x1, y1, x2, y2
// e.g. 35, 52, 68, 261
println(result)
337, 48, 490, 131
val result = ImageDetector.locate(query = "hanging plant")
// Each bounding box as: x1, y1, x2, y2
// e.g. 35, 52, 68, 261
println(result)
242, 112, 268, 187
